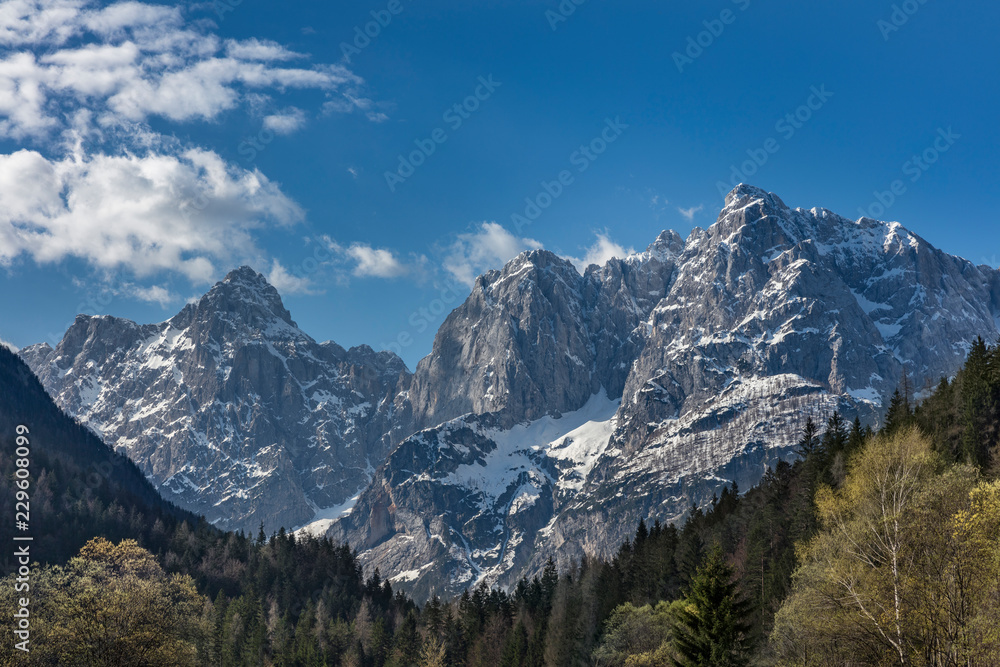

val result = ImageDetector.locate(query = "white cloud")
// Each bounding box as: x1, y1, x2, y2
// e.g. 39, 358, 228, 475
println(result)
0, 147, 302, 283
566, 232, 634, 271
0, 0, 381, 289
0, 0, 363, 141
346, 245, 408, 279
124, 283, 177, 307
267, 259, 320, 295
0, 336, 19, 352
322, 94, 390, 122
0, 0, 89, 47
677, 204, 704, 222
263, 107, 307, 135
443, 222, 543, 287
224, 38, 303, 62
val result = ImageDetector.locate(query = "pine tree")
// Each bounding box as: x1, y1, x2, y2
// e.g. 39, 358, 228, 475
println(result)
960, 336, 994, 467
387, 611, 421, 667
822, 411, 848, 454
847, 415, 865, 455
884, 384, 913, 436
671, 546, 751, 667
500, 621, 528, 667
676, 524, 704, 590
540, 558, 558, 609
795, 417, 820, 458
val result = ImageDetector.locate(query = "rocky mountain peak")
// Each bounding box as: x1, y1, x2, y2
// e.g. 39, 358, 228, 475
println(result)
22, 265, 411, 534
479, 248, 581, 289
169, 265, 300, 338
724, 183, 789, 211
329, 187, 1000, 599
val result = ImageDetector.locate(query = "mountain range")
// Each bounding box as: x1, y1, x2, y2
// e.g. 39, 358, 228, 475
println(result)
22, 184, 1000, 599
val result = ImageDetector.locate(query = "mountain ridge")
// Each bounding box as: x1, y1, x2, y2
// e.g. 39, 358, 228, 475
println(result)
21, 266, 411, 534
21, 185, 1000, 599
327, 184, 1000, 599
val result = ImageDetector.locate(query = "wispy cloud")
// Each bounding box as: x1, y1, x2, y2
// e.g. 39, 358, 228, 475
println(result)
677, 204, 704, 222
268, 259, 321, 295
263, 107, 308, 135
124, 283, 178, 307
443, 222, 542, 287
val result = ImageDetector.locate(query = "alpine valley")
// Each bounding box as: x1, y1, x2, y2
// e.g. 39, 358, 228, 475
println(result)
23, 185, 1000, 600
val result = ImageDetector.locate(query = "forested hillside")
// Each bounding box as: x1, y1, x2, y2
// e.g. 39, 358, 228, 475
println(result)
2, 340, 1000, 665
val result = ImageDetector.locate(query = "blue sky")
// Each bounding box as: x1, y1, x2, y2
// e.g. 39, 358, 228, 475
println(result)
0, 0, 997, 369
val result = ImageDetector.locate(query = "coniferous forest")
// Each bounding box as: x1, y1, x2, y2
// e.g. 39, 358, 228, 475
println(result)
2, 340, 1000, 665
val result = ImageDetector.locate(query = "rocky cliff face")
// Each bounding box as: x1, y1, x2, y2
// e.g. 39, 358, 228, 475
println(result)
403, 231, 682, 433
21, 267, 410, 534
329, 185, 1000, 599
22, 185, 1000, 600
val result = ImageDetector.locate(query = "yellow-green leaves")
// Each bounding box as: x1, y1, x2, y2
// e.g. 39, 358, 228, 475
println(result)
0, 538, 209, 666
769, 428, 1000, 665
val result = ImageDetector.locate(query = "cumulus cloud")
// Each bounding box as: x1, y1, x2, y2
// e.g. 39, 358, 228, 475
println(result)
0, 0, 363, 141
0, 0, 380, 288
0, 147, 303, 283
345, 244, 409, 279
566, 232, 634, 271
443, 222, 543, 287
677, 204, 704, 222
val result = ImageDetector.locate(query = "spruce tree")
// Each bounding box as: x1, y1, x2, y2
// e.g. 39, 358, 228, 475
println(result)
822, 411, 848, 454
884, 385, 912, 435
671, 546, 751, 667
847, 416, 865, 455
795, 417, 820, 458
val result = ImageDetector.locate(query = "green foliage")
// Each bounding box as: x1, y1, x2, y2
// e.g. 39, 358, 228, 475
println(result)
0, 538, 208, 666
592, 601, 675, 666
770, 426, 1000, 665
913, 336, 1000, 470
671, 546, 751, 667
